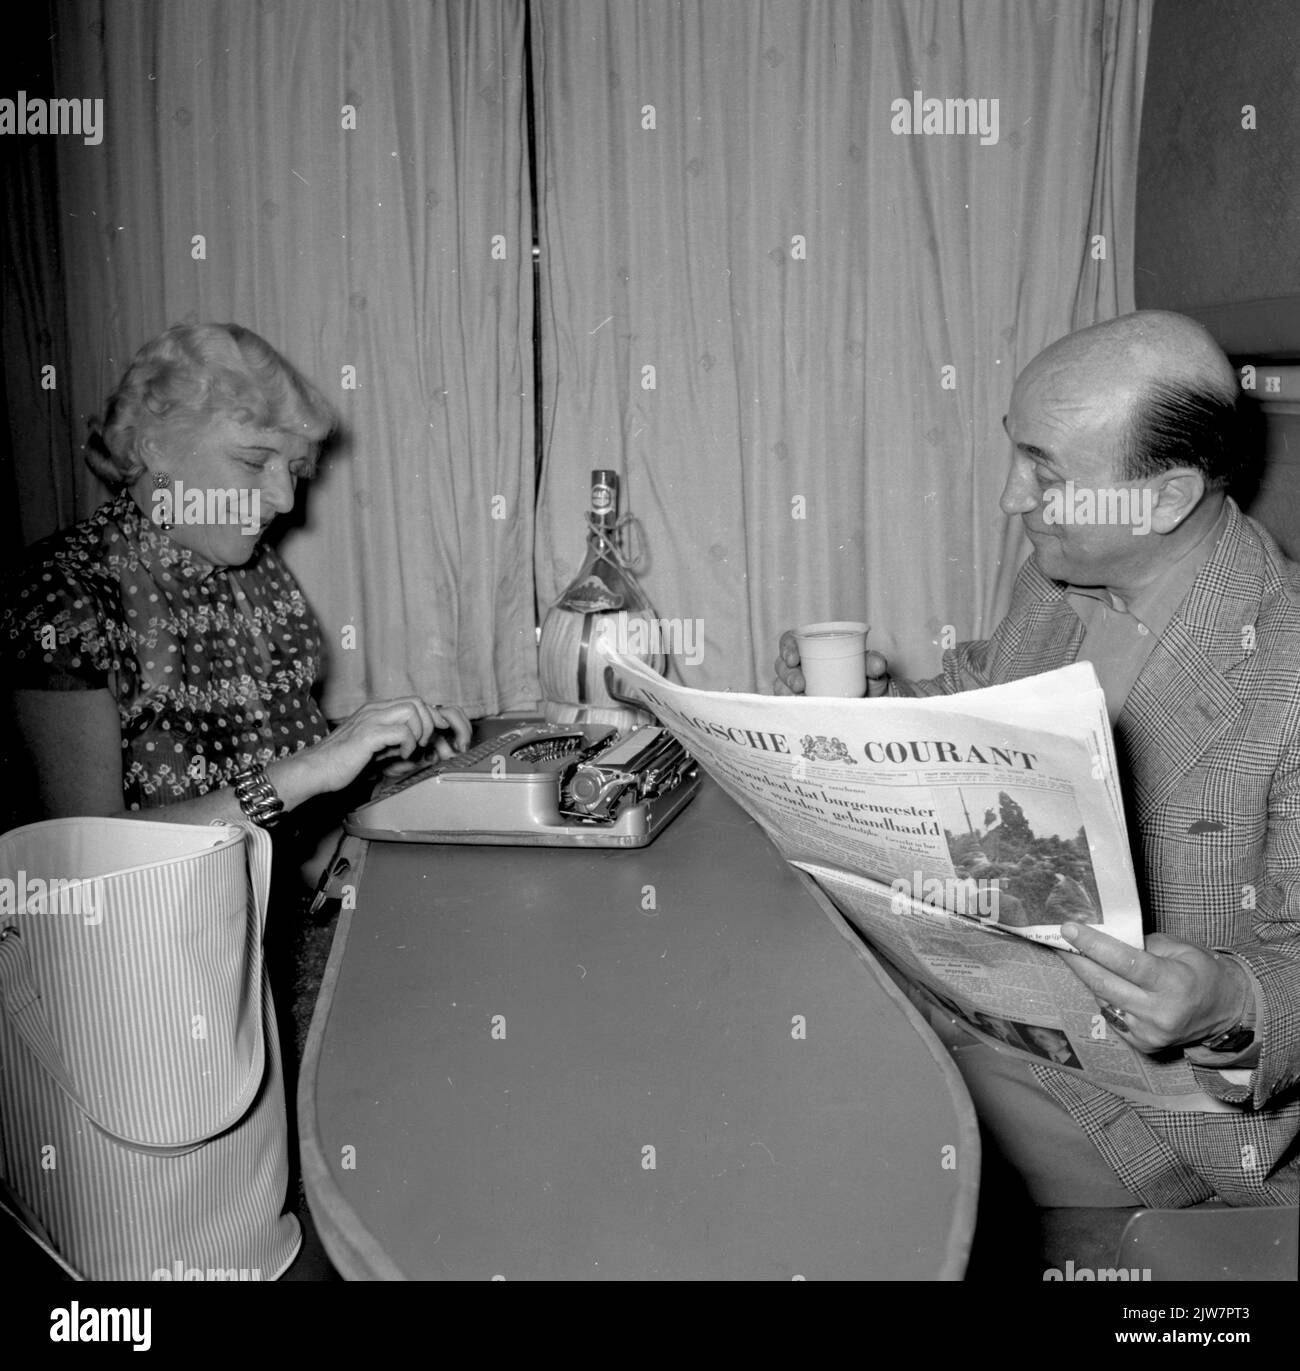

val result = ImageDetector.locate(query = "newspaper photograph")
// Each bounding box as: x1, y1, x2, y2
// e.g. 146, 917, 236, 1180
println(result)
599, 638, 1217, 1105
794, 863, 1208, 1103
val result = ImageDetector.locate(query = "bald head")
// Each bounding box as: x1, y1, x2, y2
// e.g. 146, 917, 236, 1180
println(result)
1000, 312, 1248, 596
1025, 311, 1235, 399
1016, 311, 1243, 489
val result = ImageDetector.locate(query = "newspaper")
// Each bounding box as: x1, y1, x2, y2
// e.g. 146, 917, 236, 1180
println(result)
600, 641, 1221, 1106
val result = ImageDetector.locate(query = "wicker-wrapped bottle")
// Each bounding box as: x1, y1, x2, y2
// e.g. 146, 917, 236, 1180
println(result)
538, 470, 664, 727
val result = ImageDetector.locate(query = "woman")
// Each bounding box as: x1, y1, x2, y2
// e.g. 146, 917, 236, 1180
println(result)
3, 321, 470, 826
0, 322, 469, 1279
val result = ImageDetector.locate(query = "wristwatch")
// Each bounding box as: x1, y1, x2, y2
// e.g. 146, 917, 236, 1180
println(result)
1200, 987, 1257, 1055
232, 765, 285, 829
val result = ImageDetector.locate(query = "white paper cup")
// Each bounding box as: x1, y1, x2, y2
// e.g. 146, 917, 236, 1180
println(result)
794, 621, 870, 697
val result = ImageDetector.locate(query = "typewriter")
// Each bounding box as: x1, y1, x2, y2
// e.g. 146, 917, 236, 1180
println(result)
344, 722, 701, 847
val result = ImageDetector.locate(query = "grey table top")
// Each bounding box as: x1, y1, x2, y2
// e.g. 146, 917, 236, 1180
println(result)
298, 777, 979, 1280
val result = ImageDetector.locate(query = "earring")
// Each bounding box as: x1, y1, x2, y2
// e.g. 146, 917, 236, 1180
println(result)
151, 470, 173, 530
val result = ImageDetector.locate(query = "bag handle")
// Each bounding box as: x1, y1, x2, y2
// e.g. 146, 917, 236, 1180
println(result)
237, 815, 274, 942
0, 819, 275, 1157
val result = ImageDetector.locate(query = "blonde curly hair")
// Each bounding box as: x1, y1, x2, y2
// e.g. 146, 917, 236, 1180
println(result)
85, 323, 337, 486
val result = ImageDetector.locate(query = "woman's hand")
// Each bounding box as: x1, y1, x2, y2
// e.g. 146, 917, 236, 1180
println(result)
377, 703, 474, 776
411, 701, 472, 758
273, 698, 471, 804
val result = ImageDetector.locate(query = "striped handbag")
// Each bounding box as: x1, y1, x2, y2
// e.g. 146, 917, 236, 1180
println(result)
0, 817, 299, 1280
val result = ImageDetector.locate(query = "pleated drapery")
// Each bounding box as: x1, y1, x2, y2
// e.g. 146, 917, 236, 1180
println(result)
38, 0, 537, 718
532, 0, 1149, 688
3, 1, 1150, 709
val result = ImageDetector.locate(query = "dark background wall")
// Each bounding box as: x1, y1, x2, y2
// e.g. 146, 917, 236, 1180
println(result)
1136, 0, 1298, 329
1135, 0, 1299, 552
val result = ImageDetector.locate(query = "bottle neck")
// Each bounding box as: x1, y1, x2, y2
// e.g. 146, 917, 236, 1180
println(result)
589, 470, 618, 531
588, 507, 636, 571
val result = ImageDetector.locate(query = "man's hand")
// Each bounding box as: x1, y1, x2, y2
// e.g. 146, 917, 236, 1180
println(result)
773, 630, 891, 696
1059, 922, 1250, 1053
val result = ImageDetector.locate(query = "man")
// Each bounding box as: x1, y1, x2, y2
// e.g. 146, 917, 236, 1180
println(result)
979, 810, 1005, 863
985, 877, 1030, 929
1043, 872, 1098, 925
776, 311, 1300, 1209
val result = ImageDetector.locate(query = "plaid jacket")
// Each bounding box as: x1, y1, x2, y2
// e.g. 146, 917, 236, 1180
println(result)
898, 499, 1300, 1207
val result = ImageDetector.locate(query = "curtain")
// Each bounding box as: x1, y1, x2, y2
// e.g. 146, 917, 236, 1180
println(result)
532, 0, 1151, 689
5, 0, 1151, 711
29, 0, 536, 718
0, 10, 76, 558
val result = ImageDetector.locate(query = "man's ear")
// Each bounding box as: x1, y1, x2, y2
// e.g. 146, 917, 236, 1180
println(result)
1147, 468, 1206, 534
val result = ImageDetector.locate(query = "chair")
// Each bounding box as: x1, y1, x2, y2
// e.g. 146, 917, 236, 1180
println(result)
1114, 1201, 1299, 1281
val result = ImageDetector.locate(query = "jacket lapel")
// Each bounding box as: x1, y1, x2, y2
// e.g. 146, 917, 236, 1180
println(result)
999, 562, 1086, 681
1116, 502, 1262, 823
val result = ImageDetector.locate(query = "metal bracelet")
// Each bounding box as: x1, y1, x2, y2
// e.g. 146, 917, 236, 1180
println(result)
232, 764, 285, 829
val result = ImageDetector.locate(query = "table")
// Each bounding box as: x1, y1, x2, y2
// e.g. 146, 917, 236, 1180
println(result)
298, 777, 979, 1280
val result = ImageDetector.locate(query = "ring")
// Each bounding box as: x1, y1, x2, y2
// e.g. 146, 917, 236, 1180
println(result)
1099, 1002, 1129, 1033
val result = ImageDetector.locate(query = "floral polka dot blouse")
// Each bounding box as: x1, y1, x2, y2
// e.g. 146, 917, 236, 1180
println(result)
2, 492, 329, 810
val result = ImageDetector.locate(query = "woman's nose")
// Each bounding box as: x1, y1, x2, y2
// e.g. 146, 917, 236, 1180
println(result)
260, 465, 297, 516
